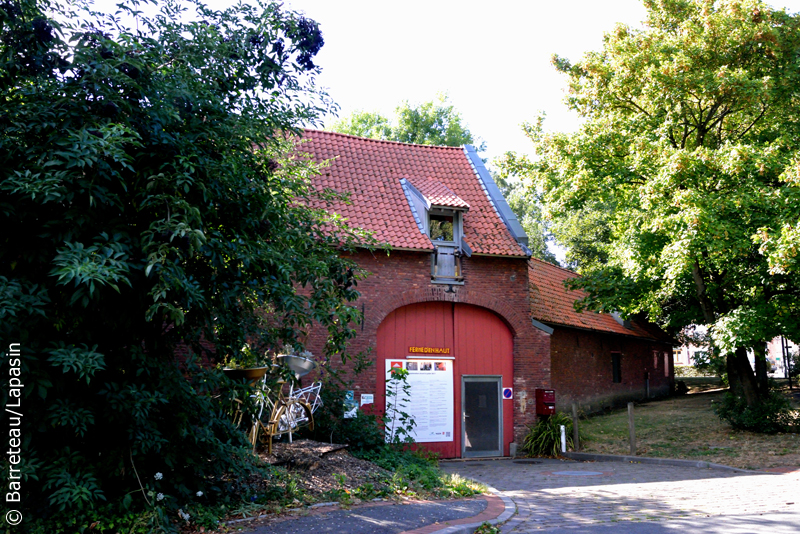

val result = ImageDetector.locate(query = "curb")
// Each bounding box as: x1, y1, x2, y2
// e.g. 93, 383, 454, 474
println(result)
563, 451, 770, 473
412, 487, 515, 534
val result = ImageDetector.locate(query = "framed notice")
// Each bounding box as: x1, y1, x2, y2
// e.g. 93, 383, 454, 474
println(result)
385, 359, 454, 443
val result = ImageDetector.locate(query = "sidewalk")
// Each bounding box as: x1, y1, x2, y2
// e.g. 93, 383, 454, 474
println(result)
236, 493, 511, 534
234, 455, 800, 533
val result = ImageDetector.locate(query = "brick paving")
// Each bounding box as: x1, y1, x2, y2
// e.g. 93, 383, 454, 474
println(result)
439, 459, 800, 532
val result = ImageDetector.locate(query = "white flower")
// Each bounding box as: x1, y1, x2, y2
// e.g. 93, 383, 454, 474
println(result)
156, 493, 164, 501
154, 472, 163, 480
196, 491, 203, 497
178, 509, 191, 521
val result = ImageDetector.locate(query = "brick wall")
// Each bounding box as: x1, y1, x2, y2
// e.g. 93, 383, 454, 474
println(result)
304, 248, 551, 446
549, 327, 674, 414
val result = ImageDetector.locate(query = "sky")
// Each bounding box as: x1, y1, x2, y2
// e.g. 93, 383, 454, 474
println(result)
281, 0, 800, 162
84, 0, 800, 262
86, 0, 800, 162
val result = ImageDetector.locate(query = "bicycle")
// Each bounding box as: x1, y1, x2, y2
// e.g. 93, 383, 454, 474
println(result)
251, 376, 322, 455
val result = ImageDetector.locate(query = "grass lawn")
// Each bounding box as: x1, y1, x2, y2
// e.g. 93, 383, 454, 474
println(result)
577, 384, 800, 470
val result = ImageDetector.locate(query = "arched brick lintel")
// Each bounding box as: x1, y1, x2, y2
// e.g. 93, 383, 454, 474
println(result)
366, 286, 527, 338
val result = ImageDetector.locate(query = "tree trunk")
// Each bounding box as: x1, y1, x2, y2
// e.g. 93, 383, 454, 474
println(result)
727, 347, 761, 406
753, 343, 769, 396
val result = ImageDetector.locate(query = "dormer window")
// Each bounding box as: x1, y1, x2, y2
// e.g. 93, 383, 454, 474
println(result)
428, 208, 464, 284
398, 177, 471, 284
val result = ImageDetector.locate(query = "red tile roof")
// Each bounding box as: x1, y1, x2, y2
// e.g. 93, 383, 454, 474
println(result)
529, 258, 671, 341
406, 177, 470, 210
296, 130, 526, 256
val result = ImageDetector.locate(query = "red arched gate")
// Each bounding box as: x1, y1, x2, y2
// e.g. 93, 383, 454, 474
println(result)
375, 302, 514, 458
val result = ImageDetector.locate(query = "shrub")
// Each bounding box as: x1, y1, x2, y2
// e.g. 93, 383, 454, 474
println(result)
2, 0, 367, 529
522, 413, 582, 457
714, 390, 797, 434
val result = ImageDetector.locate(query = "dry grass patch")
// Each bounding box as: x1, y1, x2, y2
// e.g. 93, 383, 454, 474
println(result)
578, 388, 800, 470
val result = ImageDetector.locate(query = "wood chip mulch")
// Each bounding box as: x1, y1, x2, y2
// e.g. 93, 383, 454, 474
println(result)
257, 439, 392, 497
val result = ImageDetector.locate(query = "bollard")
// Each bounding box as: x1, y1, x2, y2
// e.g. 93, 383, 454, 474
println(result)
560, 424, 566, 453
627, 402, 636, 455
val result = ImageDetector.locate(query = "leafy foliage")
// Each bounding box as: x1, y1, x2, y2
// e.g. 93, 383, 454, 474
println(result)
1, 0, 371, 528
518, 0, 800, 408
493, 151, 558, 264
715, 390, 797, 433
522, 413, 581, 457
328, 93, 486, 150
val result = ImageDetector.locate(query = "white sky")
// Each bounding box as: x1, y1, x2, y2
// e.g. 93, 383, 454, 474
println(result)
282, 0, 800, 161
87, 0, 800, 161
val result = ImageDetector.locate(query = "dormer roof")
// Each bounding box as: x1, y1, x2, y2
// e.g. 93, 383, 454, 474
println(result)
297, 130, 528, 257
405, 177, 470, 210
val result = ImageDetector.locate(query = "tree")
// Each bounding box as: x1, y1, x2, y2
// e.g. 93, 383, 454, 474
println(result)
493, 151, 558, 264
328, 93, 486, 150
523, 0, 800, 409
1, 0, 368, 526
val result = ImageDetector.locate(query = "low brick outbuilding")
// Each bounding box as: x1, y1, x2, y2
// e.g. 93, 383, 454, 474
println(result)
528, 259, 675, 413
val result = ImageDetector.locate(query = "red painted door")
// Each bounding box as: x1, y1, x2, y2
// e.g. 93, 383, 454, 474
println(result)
376, 302, 513, 458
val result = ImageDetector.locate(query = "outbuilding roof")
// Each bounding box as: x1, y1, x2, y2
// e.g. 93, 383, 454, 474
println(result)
528, 258, 672, 342
297, 130, 527, 257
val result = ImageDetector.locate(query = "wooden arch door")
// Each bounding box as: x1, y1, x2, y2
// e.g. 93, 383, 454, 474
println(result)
376, 302, 514, 458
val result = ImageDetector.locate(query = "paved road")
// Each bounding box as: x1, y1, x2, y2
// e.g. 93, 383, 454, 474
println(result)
439, 459, 800, 533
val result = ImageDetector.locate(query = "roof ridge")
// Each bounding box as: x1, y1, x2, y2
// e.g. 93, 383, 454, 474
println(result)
304, 128, 465, 151
529, 257, 582, 278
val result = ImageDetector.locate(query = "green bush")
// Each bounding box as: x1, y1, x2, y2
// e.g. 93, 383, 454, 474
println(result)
1, 0, 368, 530
522, 413, 582, 457
714, 391, 797, 434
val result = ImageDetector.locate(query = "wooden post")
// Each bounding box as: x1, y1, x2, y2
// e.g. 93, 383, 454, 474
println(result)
571, 403, 580, 451
627, 402, 636, 455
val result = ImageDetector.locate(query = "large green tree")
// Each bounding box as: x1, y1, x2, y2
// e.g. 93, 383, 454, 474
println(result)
524, 0, 800, 407
1, 0, 368, 527
328, 93, 486, 150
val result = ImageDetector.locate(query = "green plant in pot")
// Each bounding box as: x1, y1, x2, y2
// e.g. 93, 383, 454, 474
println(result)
223, 344, 271, 384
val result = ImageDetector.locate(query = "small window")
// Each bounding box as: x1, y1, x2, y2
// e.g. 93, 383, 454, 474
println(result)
429, 214, 454, 241
663, 352, 669, 377
612, 352, 622, 383
653, 350, 659, 368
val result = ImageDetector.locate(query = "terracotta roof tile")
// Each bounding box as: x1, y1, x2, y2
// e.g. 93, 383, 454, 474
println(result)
529, 259, 671, 340
406, 176, 470, 210
297, 130, 526, 256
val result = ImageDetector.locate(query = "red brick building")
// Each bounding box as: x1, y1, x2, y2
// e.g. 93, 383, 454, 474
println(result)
528, 259, 675, 414
298, 130, 673, 458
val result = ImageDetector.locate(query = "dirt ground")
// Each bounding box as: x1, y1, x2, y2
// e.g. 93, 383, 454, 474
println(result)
256, 440, 391, 499
578, 387, 800, 470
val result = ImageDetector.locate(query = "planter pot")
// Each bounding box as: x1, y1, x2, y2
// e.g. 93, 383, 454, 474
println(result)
277, 354, 317, 378
223, 366, 270, 386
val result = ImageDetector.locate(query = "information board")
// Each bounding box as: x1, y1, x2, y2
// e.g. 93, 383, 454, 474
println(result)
385, 359, 454, 443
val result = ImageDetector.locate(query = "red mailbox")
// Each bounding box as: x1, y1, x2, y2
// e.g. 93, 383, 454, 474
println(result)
535, 388, 556, 415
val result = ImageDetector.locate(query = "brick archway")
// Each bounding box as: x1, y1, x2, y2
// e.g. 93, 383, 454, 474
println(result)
365, 286, 528, 339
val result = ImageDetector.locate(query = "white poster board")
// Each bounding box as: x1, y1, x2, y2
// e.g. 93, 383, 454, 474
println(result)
385, 359, 454, 443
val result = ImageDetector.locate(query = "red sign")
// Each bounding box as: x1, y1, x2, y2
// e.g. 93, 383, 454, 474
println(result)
390, 361, 403, 369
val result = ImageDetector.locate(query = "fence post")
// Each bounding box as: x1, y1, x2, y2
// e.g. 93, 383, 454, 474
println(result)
627, 402, 636, 455
571, 403, 580, 451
